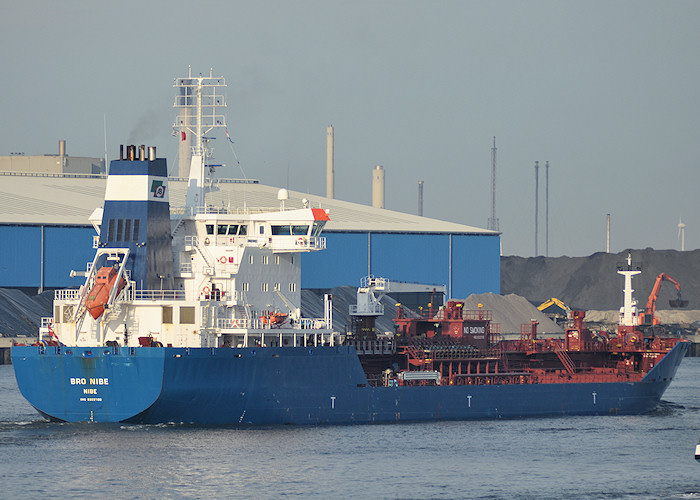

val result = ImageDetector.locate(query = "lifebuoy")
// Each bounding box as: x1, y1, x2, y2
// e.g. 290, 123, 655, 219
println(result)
202, 286, 210, 294
219, 256, 227, 264
297, 237, 306, 245
204, 237, 210, 245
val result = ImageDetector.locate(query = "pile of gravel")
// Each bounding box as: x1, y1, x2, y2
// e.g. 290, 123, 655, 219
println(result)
502, 248, 700, 311
303, 288, 561, 336
0, 289, 53, 337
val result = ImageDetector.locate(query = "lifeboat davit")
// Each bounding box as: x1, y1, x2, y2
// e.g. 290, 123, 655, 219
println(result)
86, 266, 126, 320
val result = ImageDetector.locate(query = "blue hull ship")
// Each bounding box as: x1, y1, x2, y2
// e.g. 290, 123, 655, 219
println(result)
11, 341, 688, 424
11, 69, 689, 425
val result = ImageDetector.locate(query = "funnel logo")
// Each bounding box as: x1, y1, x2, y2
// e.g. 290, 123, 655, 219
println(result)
150, 180, 166, 199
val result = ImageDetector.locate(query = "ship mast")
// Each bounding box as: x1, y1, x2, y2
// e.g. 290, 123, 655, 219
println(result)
173, 67, 227, 213
617, 253, 641, 327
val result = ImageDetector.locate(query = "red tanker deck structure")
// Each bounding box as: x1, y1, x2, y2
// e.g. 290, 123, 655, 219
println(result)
391, 301, 680, 386
348, 253, 686, 390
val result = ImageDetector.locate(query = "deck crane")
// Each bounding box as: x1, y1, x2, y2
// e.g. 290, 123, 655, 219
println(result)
640, 273, 688, 326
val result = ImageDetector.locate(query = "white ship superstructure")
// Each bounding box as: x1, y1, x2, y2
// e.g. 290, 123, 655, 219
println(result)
44, 69, 335, 350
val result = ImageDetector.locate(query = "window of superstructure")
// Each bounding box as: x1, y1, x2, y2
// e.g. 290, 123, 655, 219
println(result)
275, 255, 280, 265
273, 283, 280, 291
107, 219, 115, 242
124, 219, 132, 242
242, 282, 249, 292
132, 219, 140, 241
62, 305, 74, 323
249, 255, 254, 264
311, 221, 326, 237
261, 283, 269, 292
180, 306, 195, 324
289, 283, 296, 292
290, 255, 294, 265
292, 225, 309, 235
162, 306, 173, 324
206, 224, 214, 235
116, 219, 124, 242
262, 255, 269, 265
259, 225, 265, 235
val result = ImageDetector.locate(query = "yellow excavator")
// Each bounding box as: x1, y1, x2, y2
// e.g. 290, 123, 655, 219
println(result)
537, 298, 571, 326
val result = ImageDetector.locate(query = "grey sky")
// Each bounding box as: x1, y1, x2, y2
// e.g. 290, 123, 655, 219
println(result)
1, 1, 698, 257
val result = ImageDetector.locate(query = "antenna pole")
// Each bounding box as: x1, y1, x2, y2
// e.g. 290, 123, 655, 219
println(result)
488, 137, 499, 231
103, 114, 108, 173
545, 161, 549, 257
534, 161, 539, 256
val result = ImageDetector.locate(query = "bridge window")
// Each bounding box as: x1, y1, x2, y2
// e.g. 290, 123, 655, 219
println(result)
239, 225, 247, 235
217, 225, 228, 235
311, 221, 326, 237
292, 225, 309, 235
206, 224, 214, 235
271, 225, 291, 235
228, 224, 239, 235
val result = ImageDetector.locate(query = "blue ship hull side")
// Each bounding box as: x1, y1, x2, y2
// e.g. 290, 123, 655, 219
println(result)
11, 342, 689, 425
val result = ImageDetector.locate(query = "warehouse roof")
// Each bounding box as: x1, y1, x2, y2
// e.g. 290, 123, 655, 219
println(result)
0, 172, 497, 235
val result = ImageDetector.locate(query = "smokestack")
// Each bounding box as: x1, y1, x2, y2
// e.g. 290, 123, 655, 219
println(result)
326, 125, 334, 198
418, 180, 424, 216
59, 140, 66, 157
372, 165, 385, 209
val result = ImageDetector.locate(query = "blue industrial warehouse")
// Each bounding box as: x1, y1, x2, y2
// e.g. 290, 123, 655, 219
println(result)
0, 172, 500, 298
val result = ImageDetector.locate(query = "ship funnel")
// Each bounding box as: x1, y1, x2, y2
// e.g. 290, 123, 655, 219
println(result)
103, 146, 173, 290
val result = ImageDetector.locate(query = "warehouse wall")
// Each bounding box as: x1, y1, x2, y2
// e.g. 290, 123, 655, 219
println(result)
302, 232, 501, 298
0, 225, 501, 298
0, 225, 95, 288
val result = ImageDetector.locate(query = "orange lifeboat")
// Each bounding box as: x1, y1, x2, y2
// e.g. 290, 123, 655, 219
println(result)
86, 266, 126, 320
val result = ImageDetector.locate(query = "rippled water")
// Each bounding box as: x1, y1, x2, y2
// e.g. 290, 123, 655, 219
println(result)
1, 359, 700, 499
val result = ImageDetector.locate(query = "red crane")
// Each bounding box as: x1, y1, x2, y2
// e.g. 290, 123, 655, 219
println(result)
640, 273, 687, 326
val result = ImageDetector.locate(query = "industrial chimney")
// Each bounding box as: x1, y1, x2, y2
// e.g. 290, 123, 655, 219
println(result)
372, 165, 385, 209
59, 140, 67, 172
418, 180, 424, 216
326, 125, 334, 198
